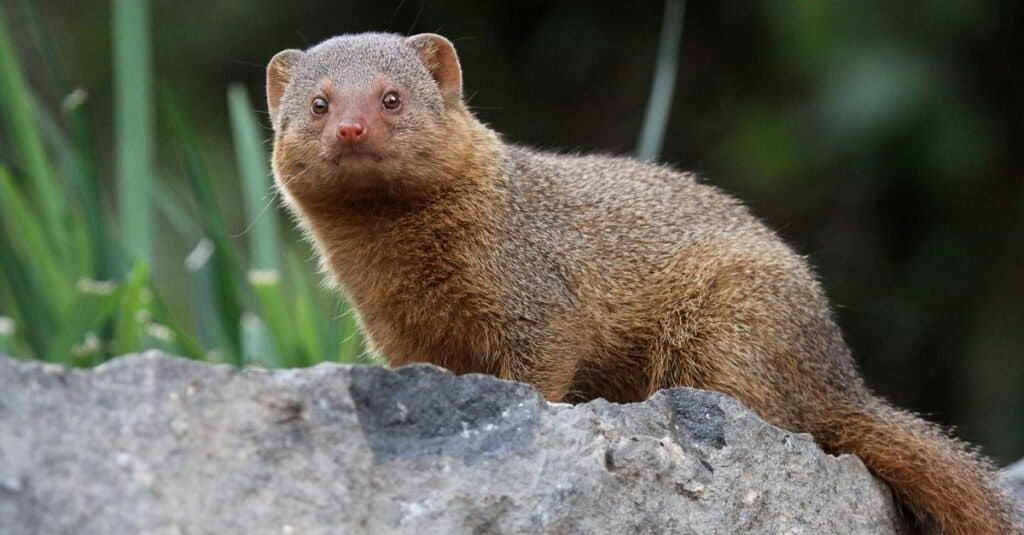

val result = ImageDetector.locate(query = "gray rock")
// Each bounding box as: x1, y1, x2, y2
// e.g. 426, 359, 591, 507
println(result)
0, 352, 904, 534
1002, 457, 1024, 521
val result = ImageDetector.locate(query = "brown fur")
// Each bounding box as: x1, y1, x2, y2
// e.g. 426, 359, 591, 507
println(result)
267, 32, 1018, 534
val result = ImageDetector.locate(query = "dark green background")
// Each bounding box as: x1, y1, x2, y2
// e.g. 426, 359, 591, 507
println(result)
11, 1, 1022, 462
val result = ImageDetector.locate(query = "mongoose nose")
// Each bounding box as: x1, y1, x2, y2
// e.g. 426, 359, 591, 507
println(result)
337, 121, 366, 143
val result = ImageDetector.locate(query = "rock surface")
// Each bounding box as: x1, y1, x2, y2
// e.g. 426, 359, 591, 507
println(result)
0, 352, 904, 534
1003, 457, 1024, 515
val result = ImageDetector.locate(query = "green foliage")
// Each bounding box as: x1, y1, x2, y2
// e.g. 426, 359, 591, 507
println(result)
1, 0, 1018, 462
112, 0, 154, 265
0, 1, 363, 366
0, 5, 62, 252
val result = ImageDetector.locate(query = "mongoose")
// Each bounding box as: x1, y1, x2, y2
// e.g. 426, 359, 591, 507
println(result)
265, 32, 1017, 534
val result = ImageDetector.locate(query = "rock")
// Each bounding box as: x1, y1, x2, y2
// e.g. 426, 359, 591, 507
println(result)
1001, 457, 1024, 520
0, 352, 904, 534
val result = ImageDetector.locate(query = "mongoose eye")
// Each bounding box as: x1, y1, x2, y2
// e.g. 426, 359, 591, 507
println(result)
311, 97, 329, 116
381, 91, 401, 111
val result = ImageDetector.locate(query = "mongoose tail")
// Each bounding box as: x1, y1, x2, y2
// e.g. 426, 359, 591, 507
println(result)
815, 399, 1016, 534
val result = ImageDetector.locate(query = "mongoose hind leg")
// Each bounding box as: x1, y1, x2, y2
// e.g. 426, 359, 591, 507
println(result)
630, 238, 866, 430
638, 262, 1017, 534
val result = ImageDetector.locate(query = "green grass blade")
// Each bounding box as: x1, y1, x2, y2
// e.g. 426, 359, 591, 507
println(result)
0, 165, 72, 316
336, 300, 364, 363
0, 4, 65, 249
139, 322, 182, 356
31, 95, 96, 276
185, 239, 238, 364
248, 269, 294, 366
112, 262, 151, 355
241, 312, 279, 368
636, 0, 686, 161
67, 211, 96, 287
149, 295, 206, 360
112, 0, 154, 265
286, 253, 328, 365
0, 316, 15, 355
0, 228, 51, 357
0, 272, 23, 328
228, 83, 282, 272
163, 90, 246, 361
51, 279, 120, 365
32, 90, 111, 278
151, 177, 202, 243
15, 0, 68, 99
68, 97, 112, 278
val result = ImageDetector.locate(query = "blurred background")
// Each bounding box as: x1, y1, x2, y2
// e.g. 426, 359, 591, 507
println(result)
1, 1, 1021, 463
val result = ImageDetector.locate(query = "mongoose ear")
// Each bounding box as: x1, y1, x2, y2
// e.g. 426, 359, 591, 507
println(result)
405, 33, 463, 103
266, 49, 305, 129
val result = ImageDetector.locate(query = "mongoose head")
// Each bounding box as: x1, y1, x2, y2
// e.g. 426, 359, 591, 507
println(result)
266, 32, 473, 205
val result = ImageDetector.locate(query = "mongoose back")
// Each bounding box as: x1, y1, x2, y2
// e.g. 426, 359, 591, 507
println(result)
266, 32, 1017, 534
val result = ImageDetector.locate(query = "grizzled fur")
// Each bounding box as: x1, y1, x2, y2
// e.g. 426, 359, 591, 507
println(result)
267, 33, 1017, 534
